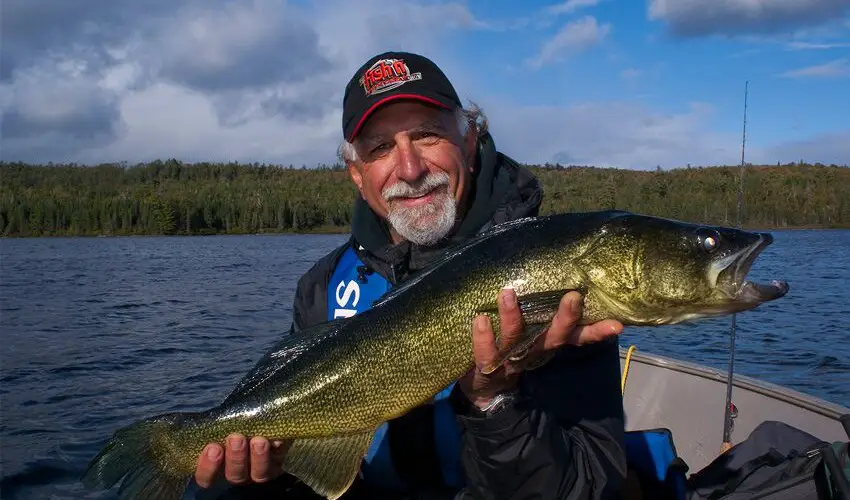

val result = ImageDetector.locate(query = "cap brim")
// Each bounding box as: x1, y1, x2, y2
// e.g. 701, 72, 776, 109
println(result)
347, 93, 451, 141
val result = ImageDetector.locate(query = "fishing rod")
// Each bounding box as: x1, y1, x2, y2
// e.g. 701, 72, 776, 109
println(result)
721, 80, 748, 453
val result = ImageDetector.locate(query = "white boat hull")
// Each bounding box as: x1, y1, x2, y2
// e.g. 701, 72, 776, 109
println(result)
619, 346, 849, 473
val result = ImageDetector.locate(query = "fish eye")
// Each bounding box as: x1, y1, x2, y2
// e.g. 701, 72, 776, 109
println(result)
698, 229, 721, 252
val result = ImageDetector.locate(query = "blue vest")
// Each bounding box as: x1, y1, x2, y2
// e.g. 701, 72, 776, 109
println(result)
327, 245, 465, 491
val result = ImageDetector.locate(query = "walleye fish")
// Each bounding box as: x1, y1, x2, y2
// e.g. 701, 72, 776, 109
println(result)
81, 210, 789, 500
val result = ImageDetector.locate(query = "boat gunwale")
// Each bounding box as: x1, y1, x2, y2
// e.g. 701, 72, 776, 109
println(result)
619, 346, 849, 420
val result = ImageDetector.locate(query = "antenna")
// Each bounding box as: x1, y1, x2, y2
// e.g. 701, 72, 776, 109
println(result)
721, 80, 748, 453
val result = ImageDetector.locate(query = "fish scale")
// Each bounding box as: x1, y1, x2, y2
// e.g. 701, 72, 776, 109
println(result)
81, 210, 789, 500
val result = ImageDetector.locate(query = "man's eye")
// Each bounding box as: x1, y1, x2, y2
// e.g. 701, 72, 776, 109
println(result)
371, 143, 390, 154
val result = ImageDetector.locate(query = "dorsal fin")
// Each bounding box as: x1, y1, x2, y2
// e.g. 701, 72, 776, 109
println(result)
371, 216, 539, 309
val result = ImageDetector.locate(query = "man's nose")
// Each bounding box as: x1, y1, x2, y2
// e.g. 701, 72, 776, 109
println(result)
395, 138, 428, 183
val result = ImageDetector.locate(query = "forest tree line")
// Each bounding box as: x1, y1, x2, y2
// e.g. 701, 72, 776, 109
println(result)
1, 159, 848, 237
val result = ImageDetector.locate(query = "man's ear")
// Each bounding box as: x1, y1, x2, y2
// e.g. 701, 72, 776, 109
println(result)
464, 124, 478, 172
346, 161, 365, 196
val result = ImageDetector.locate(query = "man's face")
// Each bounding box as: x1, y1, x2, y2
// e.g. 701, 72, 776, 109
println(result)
347, 101, 476, 246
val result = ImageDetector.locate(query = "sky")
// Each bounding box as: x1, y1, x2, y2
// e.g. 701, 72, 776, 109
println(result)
1, 0, 849, 170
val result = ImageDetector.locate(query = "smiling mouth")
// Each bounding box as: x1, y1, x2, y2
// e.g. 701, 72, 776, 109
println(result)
388, 186, 443, 205
713, 233, 790, 303
401, 189, 435, 199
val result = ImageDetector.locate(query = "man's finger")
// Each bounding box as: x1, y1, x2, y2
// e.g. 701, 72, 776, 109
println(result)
224, 434, 250, 485
195, 443, 224, 489
471, 314, 498, 373
497, 288, 524, 349
567, 320, 624, 346
542, 291, 585, 349
249, 437, 271, 483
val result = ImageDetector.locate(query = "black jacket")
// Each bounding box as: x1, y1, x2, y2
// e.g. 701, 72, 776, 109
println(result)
204, 134, 626, 500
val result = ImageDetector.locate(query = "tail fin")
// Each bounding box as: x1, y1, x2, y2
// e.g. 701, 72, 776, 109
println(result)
81, 413, 193, 500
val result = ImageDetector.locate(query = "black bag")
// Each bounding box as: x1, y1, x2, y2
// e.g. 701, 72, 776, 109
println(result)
685, 416, 850, 500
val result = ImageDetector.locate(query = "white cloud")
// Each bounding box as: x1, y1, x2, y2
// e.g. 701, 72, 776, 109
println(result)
0, 57, 126, 160
649, 0, 850, 37
476, 97, 850, 168
620, 68, 641, 81
786, 41, 850, 50
477, 99, 743, 169
74, 82, 341, 167
780, 59, 850, 78
527, 16, 612, 68
147, 1, 332, 92
765, 130, 850, 165
0, 0, 487, 164
548, 0, 600, 15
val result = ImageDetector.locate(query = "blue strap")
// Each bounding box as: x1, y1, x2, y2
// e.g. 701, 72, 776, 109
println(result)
432, 382, 465, 488
361, 422, 406, 490
327, 246, 391, 320
624, 429, 687, 499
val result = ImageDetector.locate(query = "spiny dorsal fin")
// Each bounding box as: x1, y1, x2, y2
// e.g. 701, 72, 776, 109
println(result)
220, 318, 350, 406
371, 216, 540, 309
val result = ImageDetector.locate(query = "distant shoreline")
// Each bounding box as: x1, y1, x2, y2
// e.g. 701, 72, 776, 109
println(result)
3, 223, 850, 239
0, 225, 352, 239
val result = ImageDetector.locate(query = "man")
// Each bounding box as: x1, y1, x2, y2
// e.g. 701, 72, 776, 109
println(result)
194, 51, 627, 499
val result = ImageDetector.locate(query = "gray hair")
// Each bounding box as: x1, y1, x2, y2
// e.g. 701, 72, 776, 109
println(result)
337, 101, 488, 165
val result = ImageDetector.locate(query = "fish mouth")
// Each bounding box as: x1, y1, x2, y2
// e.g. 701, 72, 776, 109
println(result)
712, 233, 790, 304
736, 279, 790, 303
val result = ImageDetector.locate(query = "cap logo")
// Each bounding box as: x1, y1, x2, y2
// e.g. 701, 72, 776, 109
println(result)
359, 58, 422, 96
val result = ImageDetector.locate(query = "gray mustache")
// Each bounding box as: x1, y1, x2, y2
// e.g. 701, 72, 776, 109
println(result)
383, 172, 450, 201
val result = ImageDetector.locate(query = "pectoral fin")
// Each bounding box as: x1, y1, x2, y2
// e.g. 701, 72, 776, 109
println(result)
281, 430, 375, 500
476, 289, 576, 375
479, 323, 550, 374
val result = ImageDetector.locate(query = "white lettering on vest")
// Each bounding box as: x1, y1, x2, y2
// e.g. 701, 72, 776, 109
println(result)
334, 280, 360, 319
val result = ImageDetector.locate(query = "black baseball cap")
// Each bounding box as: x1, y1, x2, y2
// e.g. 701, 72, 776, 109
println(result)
342, 51, 462, 142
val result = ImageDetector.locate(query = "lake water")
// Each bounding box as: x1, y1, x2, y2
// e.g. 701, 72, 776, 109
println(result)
1, 230, 848, 499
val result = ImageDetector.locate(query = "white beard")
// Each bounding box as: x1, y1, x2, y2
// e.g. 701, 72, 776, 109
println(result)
383, 172, 457, 246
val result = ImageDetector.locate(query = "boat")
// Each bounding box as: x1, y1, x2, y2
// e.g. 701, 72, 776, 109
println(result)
619, 344, 849, 475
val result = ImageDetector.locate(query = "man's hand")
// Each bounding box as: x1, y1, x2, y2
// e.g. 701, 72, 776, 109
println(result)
458, 288, 624, 409
195, 434, 290, 489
